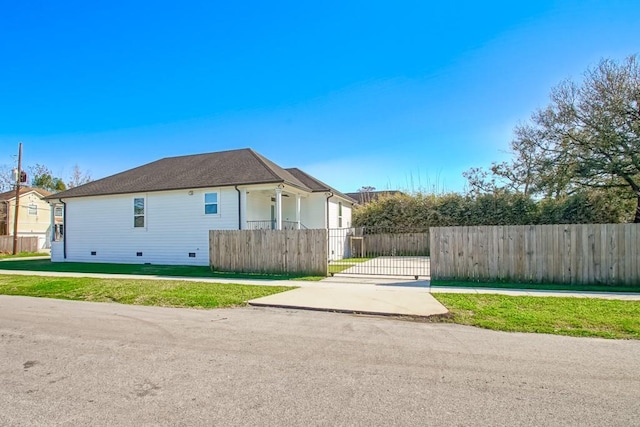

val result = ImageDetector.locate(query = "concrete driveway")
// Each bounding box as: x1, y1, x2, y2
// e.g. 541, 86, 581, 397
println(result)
335, 255, 431, 278
1, 296, 639, 426
249, 280, 447, 317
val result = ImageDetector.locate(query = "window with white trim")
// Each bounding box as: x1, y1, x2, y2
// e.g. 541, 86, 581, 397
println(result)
204, 192, 218, 215
28, 204, 37, 215
338, 202, 343, 227
134, 198, 145, 228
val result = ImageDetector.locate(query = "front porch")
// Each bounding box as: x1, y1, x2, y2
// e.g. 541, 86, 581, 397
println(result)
241, 184, 325, 230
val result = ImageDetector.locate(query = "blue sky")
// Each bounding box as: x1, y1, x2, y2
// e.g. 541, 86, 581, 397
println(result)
1, 1, 638, 193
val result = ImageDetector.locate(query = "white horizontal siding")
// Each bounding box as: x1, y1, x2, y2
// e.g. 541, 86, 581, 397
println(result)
51, 241, 64, 262
63, 188, 239, 266
342, 202, 352, 228
59, 186, 351, 266
303, 194, 327, 229
327, 198, 352, 229
245, 192, 272, 222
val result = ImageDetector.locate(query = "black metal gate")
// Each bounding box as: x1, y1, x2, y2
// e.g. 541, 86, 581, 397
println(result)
327, 227, 431, 279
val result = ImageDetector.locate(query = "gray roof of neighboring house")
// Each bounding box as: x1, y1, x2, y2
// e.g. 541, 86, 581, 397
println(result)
0, 187, 52, 201
345, 190, 405, 204
45, 148, 350, 200
286, 168, 356, 203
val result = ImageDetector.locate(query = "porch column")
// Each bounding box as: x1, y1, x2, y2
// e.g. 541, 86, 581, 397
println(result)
275, 187, 283, 230
50, 202, 56, 243
240, 189, 247, 230
295, 194, 301, 229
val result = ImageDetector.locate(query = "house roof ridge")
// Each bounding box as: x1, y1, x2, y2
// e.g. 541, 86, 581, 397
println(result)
246, 149, 285, 183
285, 167, 357, 203
247, 149, 314, 191
42, 148, 339, 200
156, 147, 253, 162
284, 167, 328, 190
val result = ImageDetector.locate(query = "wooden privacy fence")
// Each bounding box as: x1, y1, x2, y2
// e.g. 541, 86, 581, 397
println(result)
430, 224, 640, 286
0, 236, 38, 253
362, 232, 430, 257
210, 229, 327, 276
343, 227, 430, 258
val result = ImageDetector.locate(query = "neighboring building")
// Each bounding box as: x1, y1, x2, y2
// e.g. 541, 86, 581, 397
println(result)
0, 187, 55, 249
45, 148, 356, 266
345, 190, 405, 205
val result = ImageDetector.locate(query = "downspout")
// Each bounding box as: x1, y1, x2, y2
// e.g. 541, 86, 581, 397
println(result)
59, 199, 66, 259
325, 192, 333, 229
325, 192, 334, 274
235, 186, 242, 230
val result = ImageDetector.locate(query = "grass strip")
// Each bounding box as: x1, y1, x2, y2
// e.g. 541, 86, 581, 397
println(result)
0, 252, 49, 259
0, 259, 324, 281
0, 274, 294, 309
328, 257, 372, 274
434, 293, 640, 340
431, 280, 639, 293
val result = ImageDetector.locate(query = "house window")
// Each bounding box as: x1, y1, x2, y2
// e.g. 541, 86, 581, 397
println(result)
134, 198, 145, 228
204, 192, 218, 215
54, 206, 63, 217
338, 202, 343, 228
28, 204, 37, 215
54, 224, 64, 241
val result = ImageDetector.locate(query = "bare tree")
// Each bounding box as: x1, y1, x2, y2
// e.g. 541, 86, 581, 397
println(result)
357, 186, 376, 204
0, 165, 14, 192
67, 164, 92, 189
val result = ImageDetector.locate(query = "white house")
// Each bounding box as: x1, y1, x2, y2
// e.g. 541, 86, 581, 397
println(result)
45, 148, 355, 266
1, 187, 56, 250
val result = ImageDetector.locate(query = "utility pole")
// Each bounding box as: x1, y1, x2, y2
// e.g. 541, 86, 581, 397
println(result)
12, 142, 23, 255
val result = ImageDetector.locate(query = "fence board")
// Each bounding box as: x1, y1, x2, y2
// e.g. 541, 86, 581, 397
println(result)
210, 229, 327, 276
430, 224, 640, 287
360, 232, 430, 257
0, 236, 38, 253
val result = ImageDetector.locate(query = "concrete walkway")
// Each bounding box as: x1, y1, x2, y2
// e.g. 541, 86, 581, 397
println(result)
0, 267, 639, 319
337, 256, 430, 277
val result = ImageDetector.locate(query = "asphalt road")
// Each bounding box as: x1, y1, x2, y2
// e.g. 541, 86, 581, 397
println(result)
1, 296, 639, 426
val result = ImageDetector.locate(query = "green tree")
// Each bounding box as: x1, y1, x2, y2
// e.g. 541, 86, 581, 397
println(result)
466, 55, 640, 222
536, 56, 640, 221
29, 164, 67, 192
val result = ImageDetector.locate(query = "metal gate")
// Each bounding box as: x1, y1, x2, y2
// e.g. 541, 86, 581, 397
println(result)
327, 227, 431, 279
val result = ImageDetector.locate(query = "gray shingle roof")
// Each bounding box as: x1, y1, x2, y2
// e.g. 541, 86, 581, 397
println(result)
45, 148, 349, 200
345, 190, 404, 204
0, 187, 52, 201
286, 168, 356, 203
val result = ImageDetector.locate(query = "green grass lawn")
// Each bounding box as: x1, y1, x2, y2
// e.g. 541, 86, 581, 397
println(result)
0, 252, 49, 259
431, 280, 640, 293
0, 259, 325, 281
434, 293, 640, 340
328, 257, 371, 274
0, 274, 294, 309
